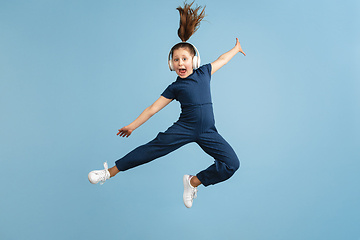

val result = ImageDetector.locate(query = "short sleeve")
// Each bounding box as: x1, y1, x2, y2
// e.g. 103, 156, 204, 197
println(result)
201, 63, 212, 77
196, 63, 212, 82
161, 84, 176, 100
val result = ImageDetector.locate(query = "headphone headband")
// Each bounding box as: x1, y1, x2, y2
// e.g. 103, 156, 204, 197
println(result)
168, 42, 201, 71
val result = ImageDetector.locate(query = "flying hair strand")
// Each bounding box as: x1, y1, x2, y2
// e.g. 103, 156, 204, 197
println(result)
176, 1, 206, 42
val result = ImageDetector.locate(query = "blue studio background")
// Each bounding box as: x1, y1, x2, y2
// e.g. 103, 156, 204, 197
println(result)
1, 0, 359, 239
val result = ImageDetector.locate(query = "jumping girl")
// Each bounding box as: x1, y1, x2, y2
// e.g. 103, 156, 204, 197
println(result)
88, 1, 246, 208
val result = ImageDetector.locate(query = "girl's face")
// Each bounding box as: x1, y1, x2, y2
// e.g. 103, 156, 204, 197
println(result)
172, 48, 194, 78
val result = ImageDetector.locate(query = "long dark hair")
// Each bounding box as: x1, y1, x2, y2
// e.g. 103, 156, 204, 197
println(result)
177, 1, 206, 42
171, 1, 206, 56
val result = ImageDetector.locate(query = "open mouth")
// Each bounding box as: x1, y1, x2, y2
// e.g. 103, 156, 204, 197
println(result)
179, 68, 186, 75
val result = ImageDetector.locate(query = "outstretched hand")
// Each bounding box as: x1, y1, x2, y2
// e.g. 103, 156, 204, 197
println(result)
117, 126, 133, 138
235, 38, 246, 56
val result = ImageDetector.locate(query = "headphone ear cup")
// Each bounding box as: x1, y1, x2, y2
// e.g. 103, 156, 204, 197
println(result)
192, 56, 198, 69
169, 59, 174, 71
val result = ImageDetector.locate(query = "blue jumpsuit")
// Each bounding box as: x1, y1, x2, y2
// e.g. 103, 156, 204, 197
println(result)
115, 64, 240, 186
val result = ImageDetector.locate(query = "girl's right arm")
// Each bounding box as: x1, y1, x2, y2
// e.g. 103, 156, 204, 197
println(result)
117, 96, 173, 137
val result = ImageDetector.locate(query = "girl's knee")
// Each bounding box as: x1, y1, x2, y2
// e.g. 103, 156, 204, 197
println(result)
228, 155, 240, 172
232, 157, 240, 171
225, 157, 240, 179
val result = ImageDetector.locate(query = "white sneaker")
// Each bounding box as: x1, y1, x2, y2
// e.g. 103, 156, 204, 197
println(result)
183, 175, 198, 208
88, 162, 110, 185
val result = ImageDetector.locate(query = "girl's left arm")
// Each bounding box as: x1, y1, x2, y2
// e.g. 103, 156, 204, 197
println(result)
211, 38, 246, 75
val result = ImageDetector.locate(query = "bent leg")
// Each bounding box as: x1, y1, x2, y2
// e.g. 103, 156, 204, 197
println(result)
196, 131, 240, 186
115, 124, 194, 171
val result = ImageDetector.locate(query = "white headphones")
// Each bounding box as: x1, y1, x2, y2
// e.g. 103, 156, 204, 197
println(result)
168, 43, 201, 71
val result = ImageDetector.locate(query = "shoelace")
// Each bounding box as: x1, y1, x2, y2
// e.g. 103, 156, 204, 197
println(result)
99, 162, 109, 185
192, 187, 198, 199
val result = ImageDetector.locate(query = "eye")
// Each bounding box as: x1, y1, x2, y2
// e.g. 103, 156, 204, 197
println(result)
183, 58, 187, 61
174, 58, 179, 62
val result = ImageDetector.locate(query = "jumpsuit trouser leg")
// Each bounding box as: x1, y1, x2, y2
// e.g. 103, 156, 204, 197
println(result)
115, 124, 194, 172
195, 129, 240, 186
115, 124, 240, 187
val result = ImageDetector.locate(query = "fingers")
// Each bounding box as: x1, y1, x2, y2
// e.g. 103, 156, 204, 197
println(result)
117, 128, 131, 137
117, 129, 125, 137
116, 130, 127, 137
117, 129, 125, 136
236, 37, 246, 56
